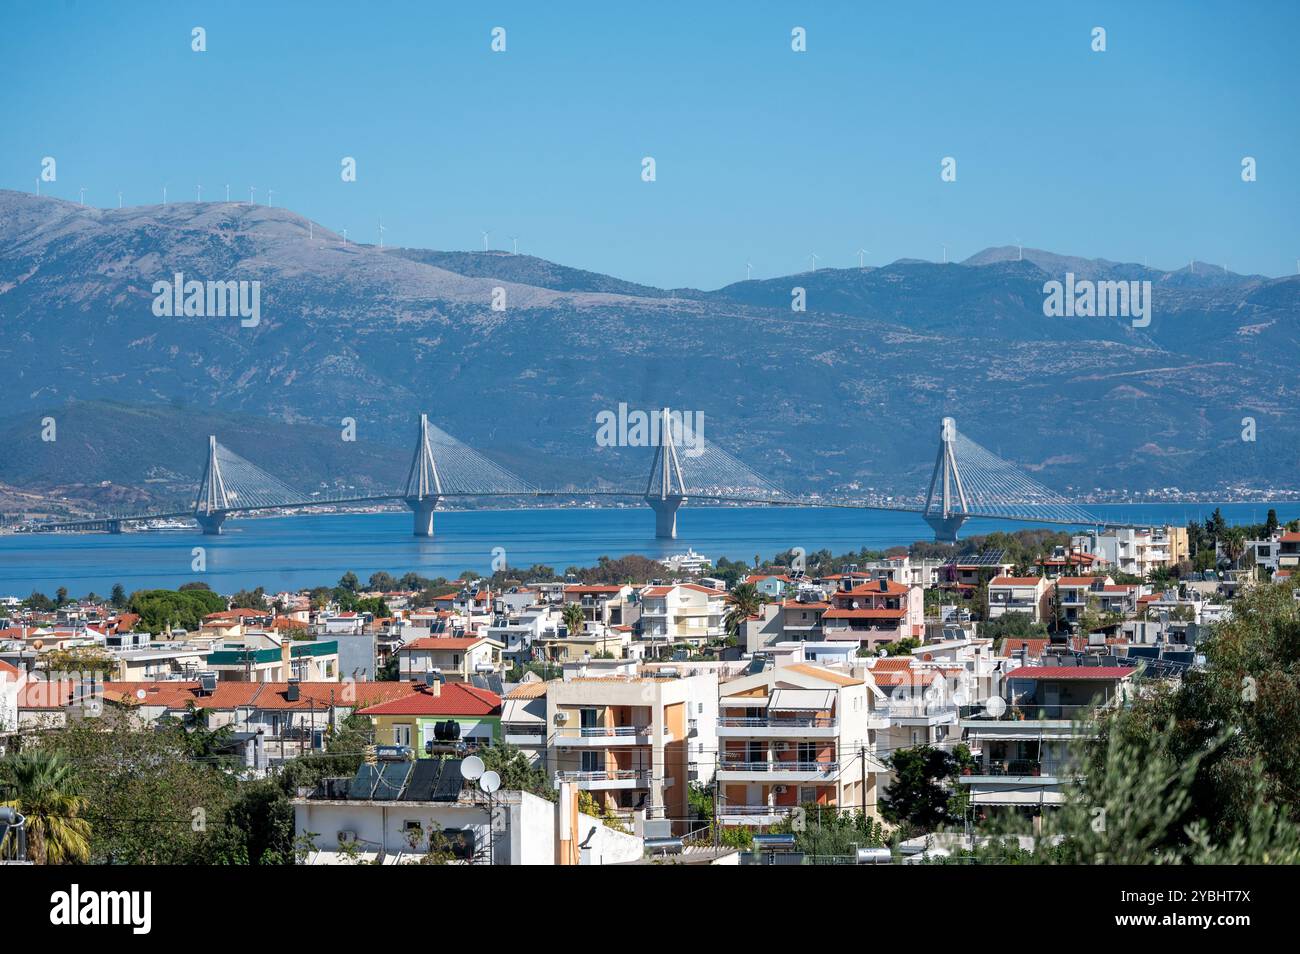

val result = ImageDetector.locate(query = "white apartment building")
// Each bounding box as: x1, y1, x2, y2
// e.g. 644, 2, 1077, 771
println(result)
637, 583, 727, 647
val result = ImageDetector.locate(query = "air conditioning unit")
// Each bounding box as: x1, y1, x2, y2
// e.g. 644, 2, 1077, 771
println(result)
774, 741, 790, 752
553, 711, 569, 725
773, 785, 788, 795
337, 830, 358, 844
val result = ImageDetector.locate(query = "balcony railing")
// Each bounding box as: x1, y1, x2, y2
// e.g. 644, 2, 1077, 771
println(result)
556, 725, 651, 739
719, 760, 839, 774
718, 805, 796, 817
718, 716, 837, 729
554, 769, 649, 783
970, 702, 1101, 721
963, 759, 1074, 778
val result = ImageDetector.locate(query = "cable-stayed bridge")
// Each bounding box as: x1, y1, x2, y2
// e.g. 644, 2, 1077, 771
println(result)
33, 412, 1120, 542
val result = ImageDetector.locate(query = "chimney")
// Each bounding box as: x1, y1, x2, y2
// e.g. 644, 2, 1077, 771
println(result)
429, 678, 441, 697
280, 639, 292, 677
286, 679, 300, 702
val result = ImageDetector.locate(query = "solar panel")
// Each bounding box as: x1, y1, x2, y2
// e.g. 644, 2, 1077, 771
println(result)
484, 675, 504, 696
1127, 646, 1160, 659
372, 761, 412, 801
349, 763, 381, 800
404, 759, 442, 801
945, 549, 1008, 567
432, 759, 465, 802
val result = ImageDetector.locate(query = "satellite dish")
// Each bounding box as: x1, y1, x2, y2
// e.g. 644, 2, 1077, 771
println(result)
985, 697, 1007, 718
136, 689, 146, 700
479, 770, 501, 794
461, 755, 485, 781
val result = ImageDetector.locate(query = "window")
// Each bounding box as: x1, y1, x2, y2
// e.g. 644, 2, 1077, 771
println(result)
393, 724, 412, 746
580, 750, 603, 773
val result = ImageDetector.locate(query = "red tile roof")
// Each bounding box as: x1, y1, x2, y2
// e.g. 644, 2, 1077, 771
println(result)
989, 577, 1044, 587
356, 683, 501, 717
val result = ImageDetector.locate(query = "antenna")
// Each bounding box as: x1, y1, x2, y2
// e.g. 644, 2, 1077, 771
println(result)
461, 755, 485, 781
479, 770, 501, 794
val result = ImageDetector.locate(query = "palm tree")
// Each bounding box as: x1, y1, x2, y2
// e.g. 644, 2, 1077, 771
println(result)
0, 750, 91, 864
561, 602, 586, 639
724, 582, 764, 644
1222, 526, 1247, 569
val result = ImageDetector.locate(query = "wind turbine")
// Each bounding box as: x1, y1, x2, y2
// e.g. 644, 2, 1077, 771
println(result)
249, 186, 256, 205
941, 243, 948, 264
78, 186, 85, 206
379, 220, 386, 249
509, 235, 519, 255
225, 184, 231, 202
342, 227, 348, 245
35, 177, 40, 196
196, 183, 203, 202
746, 261, 753, 280
809, 252, 820, 271
266, 189, 276, 207
1015, 237, 1023, 261
162, 184, 168, 205
857, 248, 869, 268
481, 230, 491, 251
117, 190, 123, 209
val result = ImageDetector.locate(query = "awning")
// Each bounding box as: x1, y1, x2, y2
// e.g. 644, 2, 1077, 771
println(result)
768, 688, 835, 712
720, 695, 769, 708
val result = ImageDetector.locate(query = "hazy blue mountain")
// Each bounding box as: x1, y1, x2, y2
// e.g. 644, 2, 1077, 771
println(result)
1, 189, 1296, 512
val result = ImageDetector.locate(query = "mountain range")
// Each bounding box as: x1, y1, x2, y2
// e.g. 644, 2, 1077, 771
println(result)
1, 189, 1296, 515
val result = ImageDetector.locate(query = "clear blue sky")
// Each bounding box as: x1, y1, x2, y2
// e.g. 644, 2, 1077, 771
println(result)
1, 1, 1296, 288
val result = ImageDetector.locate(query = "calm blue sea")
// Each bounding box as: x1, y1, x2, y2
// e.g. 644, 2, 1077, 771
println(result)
0, 503, 1295, 597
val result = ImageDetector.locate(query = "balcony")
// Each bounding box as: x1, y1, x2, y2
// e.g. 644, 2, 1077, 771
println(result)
961, 758, 1073, 780
716, 715, 838, 738
554, 769, 652, 791
961, 702, 1099, 739
717, 760, 839, 783
886, 701, 958, 725
717, 804, 797, 826
554, 725, 667, 746
502, 724, 545, 746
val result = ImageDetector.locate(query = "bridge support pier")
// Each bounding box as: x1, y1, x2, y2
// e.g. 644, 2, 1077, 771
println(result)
195, 511, 228, 535
646, 495, 685, 539
924, 513, 967, 543
107, 520, 123, 534
407, 496, 440, 537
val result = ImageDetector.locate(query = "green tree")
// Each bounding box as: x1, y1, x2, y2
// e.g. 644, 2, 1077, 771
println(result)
561, 602, 586, 640
0, 750, 92, 864
109, 583, 127, 609
723, 582, 763, 645
881, 744, 974, 835
338, 571, 361, 593
128, 588, 226, 633
478, 743, 554, 801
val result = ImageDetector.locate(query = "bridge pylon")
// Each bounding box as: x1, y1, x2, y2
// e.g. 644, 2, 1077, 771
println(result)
644, 408, 688, 539
194, 435, 230, 535
404, 413, 442, 537
922, 417, 970, 543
